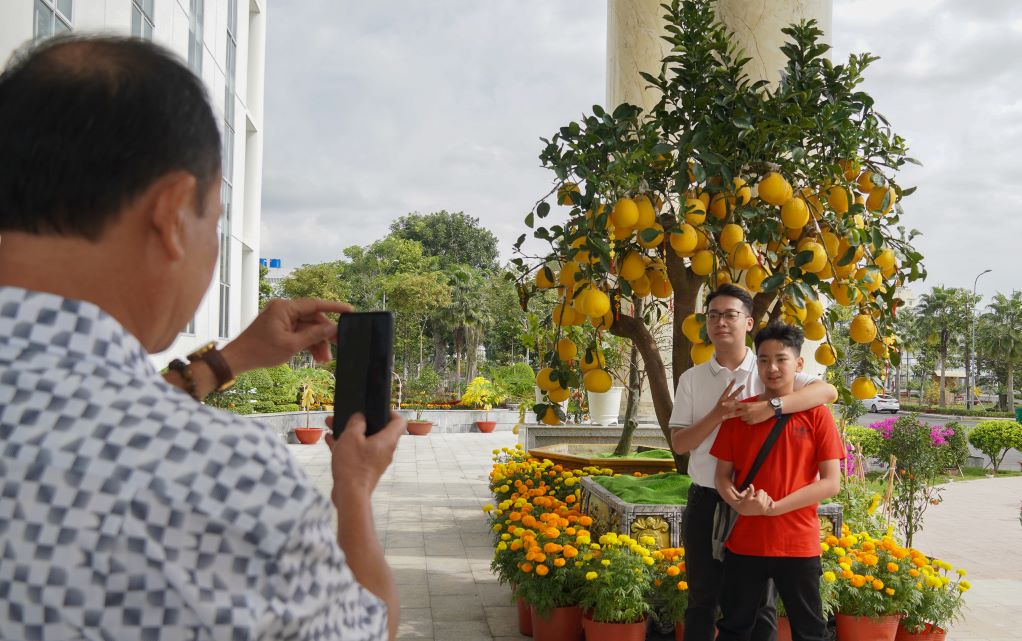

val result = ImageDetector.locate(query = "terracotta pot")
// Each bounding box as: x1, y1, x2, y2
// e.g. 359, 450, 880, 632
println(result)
476, 420, 497, 433
406, 420, 433, 436
530, 604, 582, 641
895, 623, 947, 641
836, 614, 901, 641
516, 595, 533, 637
776, 616, 793, 641
675, 621, 685, 641
293, 427, 325, 444
582, 614, 646, 641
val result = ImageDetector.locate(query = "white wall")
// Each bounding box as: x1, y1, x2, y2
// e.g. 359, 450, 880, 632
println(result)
0, 1, 266, 369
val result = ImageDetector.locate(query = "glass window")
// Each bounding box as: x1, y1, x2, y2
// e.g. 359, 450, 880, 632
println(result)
34, 0, 73, 41
187, 0, 204, 74
131, 0, 154, 40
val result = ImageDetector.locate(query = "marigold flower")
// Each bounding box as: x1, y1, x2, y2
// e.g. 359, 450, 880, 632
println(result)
887, 563, 899, 573
520, 562, 533, 573
643, 556, 655, 566
578, 516, 593, 527
909, 569, 919, 577
677, 581, 688, 590
640, 536, 657, 546
497, 542, 507, 551
851, 575, 867, 588
535, 564, 549, 576
544, 542, 563, 554
586, 571, 599, 581
601, 559, 611, 567
956, 568, 967, 577
822, 571, 836, 583
872, 579, 884, 590
544, 527, 560, 539
667, 566, 681, 577
562, 545, 578, 559
885, 588, 895, 596
959, 580, 971, 591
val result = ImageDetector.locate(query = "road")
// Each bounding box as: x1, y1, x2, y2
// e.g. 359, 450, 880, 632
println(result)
857, 410, 1022, 471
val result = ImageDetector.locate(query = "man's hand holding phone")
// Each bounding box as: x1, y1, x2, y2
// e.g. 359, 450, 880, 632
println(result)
325, 412, 405, 500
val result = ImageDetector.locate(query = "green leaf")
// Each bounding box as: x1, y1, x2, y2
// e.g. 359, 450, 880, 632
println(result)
871, 227, 883, 252
762, 273, 786, 293
525, 212, 534, 228
639, 227, 662, 243
537, 202, 551, 219
837, 246, 858, 266
794, 250, 815, 268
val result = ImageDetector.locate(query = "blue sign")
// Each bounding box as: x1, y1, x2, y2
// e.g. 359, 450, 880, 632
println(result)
259, 258, 282, 268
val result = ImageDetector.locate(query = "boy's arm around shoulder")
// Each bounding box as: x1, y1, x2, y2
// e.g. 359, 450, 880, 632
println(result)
766, 406, 843, 517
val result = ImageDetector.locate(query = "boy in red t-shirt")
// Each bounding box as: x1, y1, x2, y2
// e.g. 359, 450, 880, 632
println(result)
710, 321, 844, 641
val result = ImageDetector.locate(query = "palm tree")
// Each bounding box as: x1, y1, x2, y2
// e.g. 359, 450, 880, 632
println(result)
978, 292, 1022, 412
914, 287, 975, 406
436, 266, 492, 390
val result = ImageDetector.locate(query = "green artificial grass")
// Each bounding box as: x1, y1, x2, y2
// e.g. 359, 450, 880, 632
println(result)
592, 448, 675, 459
591, 472, 692, 505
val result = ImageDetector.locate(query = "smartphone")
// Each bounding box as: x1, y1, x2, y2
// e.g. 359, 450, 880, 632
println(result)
333, 311, 394, 438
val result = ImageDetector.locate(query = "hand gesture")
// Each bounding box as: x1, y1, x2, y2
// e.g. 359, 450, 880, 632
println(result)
325, 411, 405, 502
734, 483, 774, 516
734, 400, 773, 425
714, 380, 746, 422
222, 298, 352, 374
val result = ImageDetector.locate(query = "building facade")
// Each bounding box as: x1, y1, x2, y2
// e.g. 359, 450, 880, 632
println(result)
0, 0, 266, 368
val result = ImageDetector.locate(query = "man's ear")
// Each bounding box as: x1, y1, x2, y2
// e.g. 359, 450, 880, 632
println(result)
148, 172, 199, 261
796, 355, 805, 372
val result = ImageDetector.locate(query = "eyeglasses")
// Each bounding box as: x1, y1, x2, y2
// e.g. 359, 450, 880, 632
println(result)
706, 310, 746, 323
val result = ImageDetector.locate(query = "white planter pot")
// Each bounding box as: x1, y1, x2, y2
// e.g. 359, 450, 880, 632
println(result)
588, 386, 624, 425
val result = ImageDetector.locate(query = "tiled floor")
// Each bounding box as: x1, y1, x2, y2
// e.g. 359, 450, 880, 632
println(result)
289, 434, 1022, 641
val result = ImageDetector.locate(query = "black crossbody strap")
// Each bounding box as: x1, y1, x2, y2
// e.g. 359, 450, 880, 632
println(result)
736, 414, 790, 492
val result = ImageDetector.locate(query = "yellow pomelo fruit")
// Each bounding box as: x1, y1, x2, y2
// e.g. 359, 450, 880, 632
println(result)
820, 231, 840, 257
804, 298, 824, 323
851, 376, 877, 400
720, 224, 744, 254
584, 287, 611, 318
612, 225, 634, 241
816, 260, 835, 281
630, 274, 652, 297
734, 177, 752, 206
638, 223, 665, 249
800, 241, 828, 273
870, 340, 889, 359
839, 159, 860, 182
612, 198, 639, 228
783, 299, 808, 323
557, 337, 577, 362
745, 265, 769, 293
691, 341, 716, 365
694, 228, 710, 251
731, 242, 759, 270
557, 182, 580, 205
541, 406, 562, 425
827, 185, 850, 215
583, 368, 613, 393
850, 313, 878, 344
856, 171, 878, 194
802, 188, 824, 219
804, 320, 826, 341
552, 300, 576, 326
559, 262, 580, 287
619, 252, 646, 281
547, 386, 570, 403
781, 198, 810, 229
590, 310, 615, 331
684, 198, 707, 225
535, 265, 556, 289
855, 267, 883, 293
682, 313, 705, 344
757, 172, 793, 206
690, 250, 716, 276
866, 186, 897, 215
815, 343, 837, 366
634, 195, 656, 229
536, 367, 559, 391
715, 270, 733, 285
837, 238, 865, 265
670, 224, 699, 256
587, 204, 611, 230
874, 248, 896, 272
709, 193, 731, 219
650, 272, 673, 299
830, 282, 860, 307
696, 190, 710, 208
581, 349, 606, 372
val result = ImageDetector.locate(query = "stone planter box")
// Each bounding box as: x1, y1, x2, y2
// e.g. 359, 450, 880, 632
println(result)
518, 423, 671, 451
579, 476, 844, 550
528, 443, 677, 476
249, 408, 520, 442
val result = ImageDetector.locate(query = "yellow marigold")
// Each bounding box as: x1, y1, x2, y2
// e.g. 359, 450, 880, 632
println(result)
821, 543, 830, 553
667, 566, 681, 577
887, 563, 900, 573
643, 556, 655, 566
578, 515, 593, 527
640, 536, 657, 546
562, 545, 578, 559
677, 580, 689, 590
862, 554, 879, 566
497, 542, 507, 551
959, 580, 971, 592
601, 559, 611, 567
544, 527, 560, 539
510, 540, 522, 551
491, 524, 503, 533
851, 575, 867, 588
825, 535, 840, 546
554, 558, 566, 567
544, 542, 563, 554
535, 564, 549, 576
582, 553, 593, 562
482, 504, 494, 513
872, 579, 884, 590
520, 562, 533, 573
833, 547, 847, 556
957, 568, 967, 577
586, 571, 599, 581
841, 569, 854, 579
839, 563, 851, 572
822, 571, 836, 583
886, 588, 895, 596
909, 569, 920, 577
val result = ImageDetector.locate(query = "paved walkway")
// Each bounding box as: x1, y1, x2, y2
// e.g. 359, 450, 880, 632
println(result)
289, 433, 1022, 641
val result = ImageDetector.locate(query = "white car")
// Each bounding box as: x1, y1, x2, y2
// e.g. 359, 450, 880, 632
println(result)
867, 393, 900, 414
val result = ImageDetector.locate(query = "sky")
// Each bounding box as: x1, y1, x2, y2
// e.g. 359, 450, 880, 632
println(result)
260, 0, 1022, 307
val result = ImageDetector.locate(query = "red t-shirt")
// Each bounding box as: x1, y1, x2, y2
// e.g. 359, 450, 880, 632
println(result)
709, 398, 844, 557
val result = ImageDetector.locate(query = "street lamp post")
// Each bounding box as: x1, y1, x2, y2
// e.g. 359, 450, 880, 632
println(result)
968, 269, 992, 409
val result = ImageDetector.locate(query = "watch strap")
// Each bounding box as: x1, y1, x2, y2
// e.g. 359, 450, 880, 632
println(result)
168, 358, 200, 401
188, 345, 234, 392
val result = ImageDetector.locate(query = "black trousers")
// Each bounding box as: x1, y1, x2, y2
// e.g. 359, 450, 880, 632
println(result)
718, 552, 827, 641
682, 484, 777, 641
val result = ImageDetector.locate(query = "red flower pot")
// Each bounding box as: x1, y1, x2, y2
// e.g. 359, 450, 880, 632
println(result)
516, 595, 533, 636
836, 614, 901, 641
530, 604, 582, 641
582, 614, 647, 641
293, 427, 325, 444
476, 420, 497, 433
675, 620, 685, 641
406, 420, 433, 436
777, 616, 793, 641
895, 623, 947, 641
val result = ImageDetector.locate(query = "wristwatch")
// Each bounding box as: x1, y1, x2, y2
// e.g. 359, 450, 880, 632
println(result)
187, 341, 236, 392
769, 396, 783, 418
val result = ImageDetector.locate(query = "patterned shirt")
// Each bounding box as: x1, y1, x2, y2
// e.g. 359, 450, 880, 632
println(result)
0, 287, 387, 641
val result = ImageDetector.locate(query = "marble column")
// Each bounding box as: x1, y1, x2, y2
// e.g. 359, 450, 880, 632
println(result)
606, 0, 833, 110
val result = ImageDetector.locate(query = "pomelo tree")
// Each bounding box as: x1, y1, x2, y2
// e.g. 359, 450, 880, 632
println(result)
511, 0, 925, 458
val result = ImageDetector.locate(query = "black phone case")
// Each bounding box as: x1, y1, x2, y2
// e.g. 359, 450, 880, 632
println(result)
333, 312, 394, 438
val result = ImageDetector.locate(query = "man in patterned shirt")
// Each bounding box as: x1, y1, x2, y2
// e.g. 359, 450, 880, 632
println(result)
0, 36, 404, 640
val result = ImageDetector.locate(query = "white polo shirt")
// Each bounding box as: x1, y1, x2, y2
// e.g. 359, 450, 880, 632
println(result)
668, 347, 818, 488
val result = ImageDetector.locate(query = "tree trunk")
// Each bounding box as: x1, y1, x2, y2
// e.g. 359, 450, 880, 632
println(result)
938, 350, 947, 407
965, 342, 973, 409
614, 302, 645, 456
1008, 368, 1015, 416
432, 333, 447, 376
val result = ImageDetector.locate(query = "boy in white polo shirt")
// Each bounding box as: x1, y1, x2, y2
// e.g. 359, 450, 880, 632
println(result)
669, 284, 837, 641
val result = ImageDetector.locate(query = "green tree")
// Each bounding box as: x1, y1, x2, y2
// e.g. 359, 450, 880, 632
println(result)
390, 210, 500, 271
434, 266, 492, 389
914, 287, 977, 406
279, 261, 347, 302
383, 271, 451, 379
978, 291, 1022, 412
339, 237, 440, 311
258, 264, 274, 310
